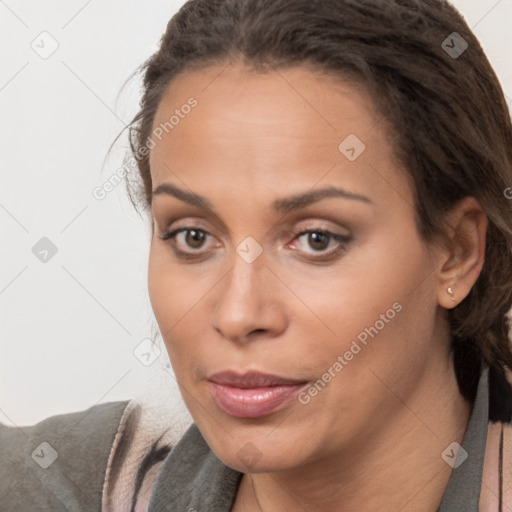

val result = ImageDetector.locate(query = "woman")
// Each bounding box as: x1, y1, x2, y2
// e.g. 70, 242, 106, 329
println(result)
2, 0, 512, 510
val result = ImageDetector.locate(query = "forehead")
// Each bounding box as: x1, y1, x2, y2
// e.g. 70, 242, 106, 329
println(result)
148, 62, 411, 207
151, 63, 381, 155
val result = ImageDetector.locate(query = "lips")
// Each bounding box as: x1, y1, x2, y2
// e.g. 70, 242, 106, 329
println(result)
206, 370, 308, 418
208, 370, 307, 388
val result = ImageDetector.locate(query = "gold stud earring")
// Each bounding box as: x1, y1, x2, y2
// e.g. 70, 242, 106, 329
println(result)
447, 287, 455, 302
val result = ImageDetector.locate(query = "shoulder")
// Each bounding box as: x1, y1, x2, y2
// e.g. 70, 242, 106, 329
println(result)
0, 400, 131, 512
102, 397, 184, 511
481, 367, 512, 510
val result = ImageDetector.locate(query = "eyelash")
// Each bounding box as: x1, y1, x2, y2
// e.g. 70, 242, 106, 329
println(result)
158, 226, 351, 261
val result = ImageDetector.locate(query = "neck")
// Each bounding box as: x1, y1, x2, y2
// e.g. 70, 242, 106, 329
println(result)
233, 357, 473, 512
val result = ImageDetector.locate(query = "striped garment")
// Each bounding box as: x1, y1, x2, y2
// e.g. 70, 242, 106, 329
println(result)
1, 364, 510, 510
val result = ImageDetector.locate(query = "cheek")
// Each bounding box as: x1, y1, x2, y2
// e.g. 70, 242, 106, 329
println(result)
148, 242, 172, 329
148, 243, 188, 359
148, 241, 199, 326
293, 235, 420, 333
286, 239, 437, 444
147, 241, 212, 370
297, 230, 435, 375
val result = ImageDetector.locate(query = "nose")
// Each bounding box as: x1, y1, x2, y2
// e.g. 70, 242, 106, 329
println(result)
210, 250, 288, 345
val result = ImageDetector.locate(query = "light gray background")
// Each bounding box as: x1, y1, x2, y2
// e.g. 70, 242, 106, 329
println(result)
1, 0, 511, 427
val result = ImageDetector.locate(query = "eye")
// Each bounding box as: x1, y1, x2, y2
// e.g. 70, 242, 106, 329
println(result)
290, 228, 351, 259
159, 227, 215, 257
158, 226, 351, 261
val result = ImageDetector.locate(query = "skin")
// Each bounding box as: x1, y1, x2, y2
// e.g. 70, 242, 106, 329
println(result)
147, 61, 487, 511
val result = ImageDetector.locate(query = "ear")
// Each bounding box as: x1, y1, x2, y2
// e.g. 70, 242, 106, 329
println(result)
436, 196, 487, 309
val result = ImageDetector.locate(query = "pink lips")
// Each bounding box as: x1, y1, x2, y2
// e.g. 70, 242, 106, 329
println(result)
207, 371, 308, 418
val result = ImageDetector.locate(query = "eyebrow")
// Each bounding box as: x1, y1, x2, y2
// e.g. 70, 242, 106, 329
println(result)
152, 183, 373, 214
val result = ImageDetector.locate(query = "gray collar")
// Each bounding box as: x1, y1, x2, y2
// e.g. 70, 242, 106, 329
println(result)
148, 423, 242, 511
437, 365, 489, 511
149, 368, 489, 511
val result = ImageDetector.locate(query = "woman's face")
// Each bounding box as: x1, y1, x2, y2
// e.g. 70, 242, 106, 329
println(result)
148, 63, 448, 472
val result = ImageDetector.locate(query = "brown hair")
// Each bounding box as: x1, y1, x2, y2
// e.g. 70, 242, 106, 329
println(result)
120, 0, 512, 406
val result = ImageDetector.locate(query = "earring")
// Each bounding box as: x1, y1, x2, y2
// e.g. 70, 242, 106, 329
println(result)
447, 287, 455, 302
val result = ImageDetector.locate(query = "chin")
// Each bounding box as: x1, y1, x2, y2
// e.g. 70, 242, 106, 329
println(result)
204, 428, 306, 474
219, 449, 300, 474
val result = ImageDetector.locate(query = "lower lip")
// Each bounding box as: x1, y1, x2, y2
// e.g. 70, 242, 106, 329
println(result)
208, 381, 307, 418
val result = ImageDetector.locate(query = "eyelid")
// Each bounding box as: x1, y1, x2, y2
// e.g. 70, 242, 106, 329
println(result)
160, 217, 350, 242
289, 220, 351, 238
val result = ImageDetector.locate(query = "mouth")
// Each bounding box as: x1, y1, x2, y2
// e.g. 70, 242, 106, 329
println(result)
206, 370, 309, 418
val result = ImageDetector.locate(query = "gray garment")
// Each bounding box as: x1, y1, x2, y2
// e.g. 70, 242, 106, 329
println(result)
149, 367, 490, 511
0, 369, 489, 511
0, 400, 130, 511
437, 365, 489, 511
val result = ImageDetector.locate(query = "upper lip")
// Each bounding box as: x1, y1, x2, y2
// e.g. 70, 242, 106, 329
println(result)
207, 370, 308, 389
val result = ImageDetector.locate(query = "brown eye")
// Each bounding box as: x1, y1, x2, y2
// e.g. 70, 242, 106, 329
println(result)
307, 232, 330, 251
159, 227, 213, 255
184, 229, 207, 249
290, 228, 352, 261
